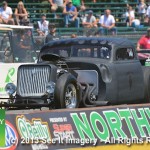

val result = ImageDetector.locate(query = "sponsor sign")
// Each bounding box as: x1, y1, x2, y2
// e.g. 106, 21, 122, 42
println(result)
70, 108, 150, 145
0, 120, 18, 150
53, 123, 75, 142
3, 104, 150, 149
16, 115, 51, 144
0, 109, 5, 147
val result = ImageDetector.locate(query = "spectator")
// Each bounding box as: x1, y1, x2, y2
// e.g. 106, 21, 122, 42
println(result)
71, 0, 85, 12
45, 24, 60, 43
137, 28, 150, 50
63, 0, 80, 28
37, 14, 49, 36
71, 34, 77, 38
18, 31, 33, 61
125, 6, 135, 26
82, 10, 97, 28
14, 1, 28, 25
40, 0, 49, 13
19, 33, 32, 50
137, 0, 147, 22
0, 1, 14, 25
99, 9, 117, 35
49, 0, 67, 18
82, 10, 97, 36
132, 18, 141, 27
67, 0, 95, 11
146, 5, 150, 25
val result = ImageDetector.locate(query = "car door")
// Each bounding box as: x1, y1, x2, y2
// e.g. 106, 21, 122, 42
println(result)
114, 48, 144, 103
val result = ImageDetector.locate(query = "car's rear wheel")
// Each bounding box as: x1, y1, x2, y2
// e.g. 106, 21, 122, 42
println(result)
54, 73, 80, 109
143, 67, 150, 103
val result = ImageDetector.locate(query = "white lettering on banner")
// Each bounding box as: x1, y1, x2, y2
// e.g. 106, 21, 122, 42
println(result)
49, 117, 67, 123
54, 131, 75, 141
146, 137, 150, 143
0, 119, 4, 125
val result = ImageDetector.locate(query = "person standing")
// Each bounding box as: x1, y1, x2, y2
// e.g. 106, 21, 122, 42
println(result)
0, 1, 14, 25
45, 24, 60, 43
99, 9, 117, 35
137, 28, 150, 50
63, 0, 80, 28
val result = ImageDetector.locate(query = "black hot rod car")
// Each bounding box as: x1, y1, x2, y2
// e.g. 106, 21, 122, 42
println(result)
3, 37, 150, 109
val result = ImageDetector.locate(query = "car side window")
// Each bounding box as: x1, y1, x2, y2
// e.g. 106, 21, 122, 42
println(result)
78, 48, 91, 57
116, 48, 134, 61
99, 46, 110, 59
0, 34, 13, 63
72, 46, 111, 59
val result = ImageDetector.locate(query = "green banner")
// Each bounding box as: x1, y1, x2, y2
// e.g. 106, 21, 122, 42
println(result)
0, 109, 5, 147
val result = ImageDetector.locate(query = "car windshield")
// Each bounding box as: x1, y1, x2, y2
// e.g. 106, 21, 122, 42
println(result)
40, 45, 111, 61
0, 29, 37, 63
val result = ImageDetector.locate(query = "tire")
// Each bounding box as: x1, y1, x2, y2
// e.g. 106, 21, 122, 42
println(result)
54, 73, 80, 109
143, 67, 150, 103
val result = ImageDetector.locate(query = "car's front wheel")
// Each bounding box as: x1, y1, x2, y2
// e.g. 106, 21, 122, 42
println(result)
64, 83, 78, 108
54, 73, 80, 109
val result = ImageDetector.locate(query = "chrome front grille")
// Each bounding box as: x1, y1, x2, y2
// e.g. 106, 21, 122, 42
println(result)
17, 65, 51, 97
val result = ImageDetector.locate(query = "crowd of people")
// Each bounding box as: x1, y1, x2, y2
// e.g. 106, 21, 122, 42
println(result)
0, 1, 29, 25
0, 1, 150, 28
0, 0, 150, 48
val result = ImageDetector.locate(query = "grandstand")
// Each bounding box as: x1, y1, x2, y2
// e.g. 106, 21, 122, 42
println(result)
2, 0, 150, 44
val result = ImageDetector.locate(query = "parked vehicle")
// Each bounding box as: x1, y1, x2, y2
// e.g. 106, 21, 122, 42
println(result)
0, 25, 37, 99
3, 37, 150, 109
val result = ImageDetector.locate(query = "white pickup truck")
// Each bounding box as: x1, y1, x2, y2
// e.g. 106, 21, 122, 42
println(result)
0, 25, 37, 100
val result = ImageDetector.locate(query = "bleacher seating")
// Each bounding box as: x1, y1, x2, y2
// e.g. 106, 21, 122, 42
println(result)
1, 0, 149, 44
